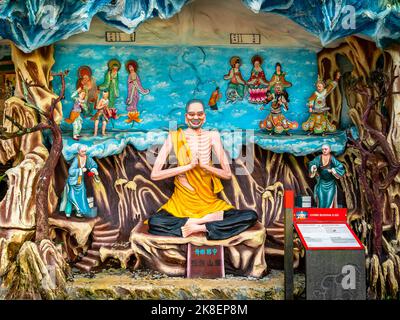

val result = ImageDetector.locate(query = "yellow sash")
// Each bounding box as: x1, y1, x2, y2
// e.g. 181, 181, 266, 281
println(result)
159, 129, 233, 218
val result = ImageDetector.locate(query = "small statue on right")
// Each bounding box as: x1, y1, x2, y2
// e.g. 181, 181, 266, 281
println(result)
309, 144, 345, 208
302, 71, 341, 136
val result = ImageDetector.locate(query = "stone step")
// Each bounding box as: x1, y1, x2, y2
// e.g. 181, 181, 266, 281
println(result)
80, 256, 99, 266
94, 222, 113, 231
91, 241, 114, 250
93, 233, 119, 243
87, 250, 101, 258
75, 262, 93, 273
266, 229, 284, 236
265, 247, 285, 256
93, 229, 120, 237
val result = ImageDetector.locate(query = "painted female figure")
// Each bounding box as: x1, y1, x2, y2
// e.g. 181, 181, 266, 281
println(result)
259, 83, 298, 135
223, 56, 246, 103
269, 62, 292, 91
59, 145, 100, 218
126, 60, 149, 112
76, 66, 97, 117
99, 59, 121, 108
309, 144, 345, 208
302, 72, 341, 135
247, 55, 269, 104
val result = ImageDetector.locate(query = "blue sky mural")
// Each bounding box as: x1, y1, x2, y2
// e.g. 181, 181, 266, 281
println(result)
53, 44, 318, 133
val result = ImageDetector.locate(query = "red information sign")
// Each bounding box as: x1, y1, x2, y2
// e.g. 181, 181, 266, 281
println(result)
284, 190, 364, 251
186, 244, 225, 278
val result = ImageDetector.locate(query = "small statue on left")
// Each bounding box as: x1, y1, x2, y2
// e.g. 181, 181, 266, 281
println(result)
60, 145, 100, 218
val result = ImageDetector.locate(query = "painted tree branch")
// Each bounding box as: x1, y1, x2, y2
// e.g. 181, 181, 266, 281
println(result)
35, 70, 68, 242
0, 121, 50, 140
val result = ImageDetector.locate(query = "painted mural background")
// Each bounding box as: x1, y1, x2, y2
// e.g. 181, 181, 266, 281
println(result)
53, 44, 319, 133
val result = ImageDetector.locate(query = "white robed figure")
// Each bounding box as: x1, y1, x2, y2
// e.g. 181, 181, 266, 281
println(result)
60, 145, 99, 218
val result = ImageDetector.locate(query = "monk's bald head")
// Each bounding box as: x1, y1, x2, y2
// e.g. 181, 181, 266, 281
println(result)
185, 99, 205, 113
322, 144, 331, 155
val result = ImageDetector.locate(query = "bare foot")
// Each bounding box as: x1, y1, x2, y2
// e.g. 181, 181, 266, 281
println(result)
186, 218, 200, 226
181, 224, 206, 238
203, 211, 224, 223
187, 211, 223, 226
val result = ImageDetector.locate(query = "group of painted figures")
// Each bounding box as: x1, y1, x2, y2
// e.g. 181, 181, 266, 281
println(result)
64, 55, 339, 140
211, 55, 341, 136
65, 59, 149, 140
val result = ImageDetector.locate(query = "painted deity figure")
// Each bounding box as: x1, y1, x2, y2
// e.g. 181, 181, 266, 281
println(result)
259, 83, 298, 135
223, 56, 246, 104
302, 72, 341, 135
247, 55, 269, 104
91, 90, 110, 136
148, 99, 258, 239
99, 59, 121, 108
269, 62, 292, 91
309, 144, 345, 208
126, 60, 149, 113
76, 66, 98, 117
208, 86, 222, 111
60, 145, 100, 218
64, 88, 88, 140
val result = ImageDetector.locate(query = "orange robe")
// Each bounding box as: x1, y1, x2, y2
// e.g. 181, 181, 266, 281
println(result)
159, 129, 234, 218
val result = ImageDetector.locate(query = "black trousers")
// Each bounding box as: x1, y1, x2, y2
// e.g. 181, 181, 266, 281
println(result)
148, 209, 258, 240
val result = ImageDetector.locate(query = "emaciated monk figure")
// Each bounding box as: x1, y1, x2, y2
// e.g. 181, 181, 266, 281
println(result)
148, 100, 258, 240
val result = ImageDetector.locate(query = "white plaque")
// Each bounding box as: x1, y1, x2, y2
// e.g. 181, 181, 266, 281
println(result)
296, 223, 362, 249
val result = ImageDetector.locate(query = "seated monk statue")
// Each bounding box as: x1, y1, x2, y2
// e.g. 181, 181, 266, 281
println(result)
148, 99, 258, 239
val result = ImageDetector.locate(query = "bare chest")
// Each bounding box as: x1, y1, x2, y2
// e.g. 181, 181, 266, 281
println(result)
184, 131, 212, 162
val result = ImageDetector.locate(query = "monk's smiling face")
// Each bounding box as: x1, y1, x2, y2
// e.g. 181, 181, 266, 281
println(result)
185, 101, 205, 130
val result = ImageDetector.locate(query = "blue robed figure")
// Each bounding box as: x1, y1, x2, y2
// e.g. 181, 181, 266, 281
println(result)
60, 145, 99, 218
309, 144, 345, 208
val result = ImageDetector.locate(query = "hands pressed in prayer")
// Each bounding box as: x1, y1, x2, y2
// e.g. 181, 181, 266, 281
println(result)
190, 152, 199, 169
198, 155, 212, 173
190, 152, 210, 171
